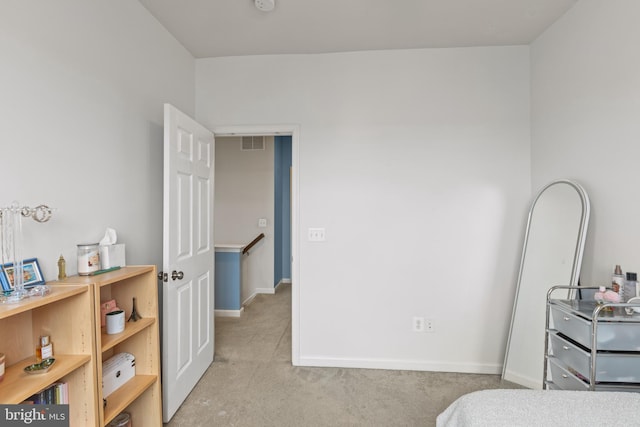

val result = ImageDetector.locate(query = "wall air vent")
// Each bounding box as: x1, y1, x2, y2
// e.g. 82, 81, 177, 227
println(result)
241, 136, 265, 151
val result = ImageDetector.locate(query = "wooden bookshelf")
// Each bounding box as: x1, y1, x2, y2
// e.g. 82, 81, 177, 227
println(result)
57, 266, 162, 426
0, 284, 97, 426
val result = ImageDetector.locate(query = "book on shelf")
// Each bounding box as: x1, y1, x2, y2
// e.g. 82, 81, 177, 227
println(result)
22, 382, 69, 404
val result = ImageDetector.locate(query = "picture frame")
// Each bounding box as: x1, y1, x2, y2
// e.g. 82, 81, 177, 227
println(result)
0, 258, 46, 291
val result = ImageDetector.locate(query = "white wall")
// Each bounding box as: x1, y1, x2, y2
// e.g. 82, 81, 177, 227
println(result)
0, 1, 195, 279
531, 0, 640, 286
197, 47, 531, 372
215, 136, 275, 301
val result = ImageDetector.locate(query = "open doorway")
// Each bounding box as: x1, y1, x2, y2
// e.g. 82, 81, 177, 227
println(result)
213, 125, 300, 365
274, 135, 292, 288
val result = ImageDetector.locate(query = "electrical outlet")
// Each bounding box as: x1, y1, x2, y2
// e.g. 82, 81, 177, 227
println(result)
308, 228, 326, 241
412, 316, 425, 332
426, 318, 435, 333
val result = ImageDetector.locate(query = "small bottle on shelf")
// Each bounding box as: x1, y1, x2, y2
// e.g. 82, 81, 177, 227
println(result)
612, 264, 625, 301
57, 255, 67, 280
35, 335, 54, 362
625, 272, 638, 301
594, 286, 606, 304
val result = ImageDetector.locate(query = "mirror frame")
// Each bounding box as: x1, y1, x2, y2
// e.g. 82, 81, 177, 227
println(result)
501, 179, 590, 388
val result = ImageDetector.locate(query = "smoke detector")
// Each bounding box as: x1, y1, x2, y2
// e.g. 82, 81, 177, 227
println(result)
255, 0, 275, 12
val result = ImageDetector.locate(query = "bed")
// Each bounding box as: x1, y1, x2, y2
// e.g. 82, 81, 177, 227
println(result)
436, 389, 640, 426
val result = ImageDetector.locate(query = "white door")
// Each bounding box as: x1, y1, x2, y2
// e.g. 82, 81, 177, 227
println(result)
162, 104, 215, 422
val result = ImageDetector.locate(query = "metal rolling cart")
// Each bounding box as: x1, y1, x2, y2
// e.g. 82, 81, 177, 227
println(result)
544, 285, 640, 392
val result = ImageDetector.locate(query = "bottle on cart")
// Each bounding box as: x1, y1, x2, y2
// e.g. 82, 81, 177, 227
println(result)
612, 264, 625, 301
625, 272, 638, 301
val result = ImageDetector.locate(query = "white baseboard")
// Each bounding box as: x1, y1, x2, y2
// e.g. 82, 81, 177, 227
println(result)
215, 308, 244, 318
242, 293, 257, 306
262, 279, 290, 293
242, 280, 290, 307
296, 356, 502, 375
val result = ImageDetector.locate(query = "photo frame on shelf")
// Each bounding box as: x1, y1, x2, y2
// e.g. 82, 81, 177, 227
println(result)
1, 258, 46, 291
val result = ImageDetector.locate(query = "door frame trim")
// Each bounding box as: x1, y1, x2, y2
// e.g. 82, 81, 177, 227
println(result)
213, 124, 300, 365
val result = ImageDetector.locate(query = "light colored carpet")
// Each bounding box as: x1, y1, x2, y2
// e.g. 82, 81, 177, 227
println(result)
165, 283, 521, 426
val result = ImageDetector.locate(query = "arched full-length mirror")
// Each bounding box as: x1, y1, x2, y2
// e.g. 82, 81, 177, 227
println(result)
502, 180, 590, 389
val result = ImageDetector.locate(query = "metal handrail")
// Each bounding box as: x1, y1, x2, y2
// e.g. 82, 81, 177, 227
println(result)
243, 233, 265, 255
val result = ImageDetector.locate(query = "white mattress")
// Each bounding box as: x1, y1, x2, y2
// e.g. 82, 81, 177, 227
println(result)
436, 389, 640, 427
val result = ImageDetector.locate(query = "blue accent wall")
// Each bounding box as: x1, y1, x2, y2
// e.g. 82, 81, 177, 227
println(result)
214, 251, 242, 310
274, 136, 292, 285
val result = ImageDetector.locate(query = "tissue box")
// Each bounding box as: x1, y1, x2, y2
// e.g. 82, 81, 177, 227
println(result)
102, 352, 135, 398
100, 244, 126, 269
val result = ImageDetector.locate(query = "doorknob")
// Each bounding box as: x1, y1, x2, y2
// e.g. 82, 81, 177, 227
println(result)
171, 270, 184, 280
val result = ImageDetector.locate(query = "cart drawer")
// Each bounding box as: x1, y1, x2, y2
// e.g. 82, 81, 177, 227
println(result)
550, 305, 640, 351
550, 332, 640, 383
547, 357, 589, 391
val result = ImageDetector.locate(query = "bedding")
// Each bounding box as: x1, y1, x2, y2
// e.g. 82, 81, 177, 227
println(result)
436, 389, 640, 427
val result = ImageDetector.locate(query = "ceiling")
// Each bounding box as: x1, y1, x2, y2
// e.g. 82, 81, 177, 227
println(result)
137, 0, 578, 59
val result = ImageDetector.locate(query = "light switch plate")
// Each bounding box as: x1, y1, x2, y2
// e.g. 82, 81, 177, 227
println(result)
258, 218, 267, 228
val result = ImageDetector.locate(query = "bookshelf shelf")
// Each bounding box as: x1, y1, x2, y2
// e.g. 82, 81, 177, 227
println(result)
103, 374, 157, 424
101, 317, 155, 352
0, 354, 91, 403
